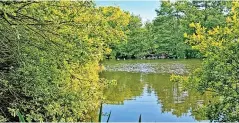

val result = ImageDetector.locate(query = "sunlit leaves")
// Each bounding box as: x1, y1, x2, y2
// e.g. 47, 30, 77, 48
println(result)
183, 2, 239, 121
0, 1, 130, 122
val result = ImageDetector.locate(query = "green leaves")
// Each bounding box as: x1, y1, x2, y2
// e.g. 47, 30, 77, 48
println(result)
111, 15, 155, 59
0, 1, 130, 122
183, 1, 239, 121
111, 1, 223, 59
17, 111, 25, 123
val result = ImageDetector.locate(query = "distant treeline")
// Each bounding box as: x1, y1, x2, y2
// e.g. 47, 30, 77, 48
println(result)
107, 1, 230, 59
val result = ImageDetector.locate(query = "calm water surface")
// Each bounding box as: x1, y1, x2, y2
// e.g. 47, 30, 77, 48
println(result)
100, 59, 212, 122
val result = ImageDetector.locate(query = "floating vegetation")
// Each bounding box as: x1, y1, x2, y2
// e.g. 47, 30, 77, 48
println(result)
104, 63, 193, 75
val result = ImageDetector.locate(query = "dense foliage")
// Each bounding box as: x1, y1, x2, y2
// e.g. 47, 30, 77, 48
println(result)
172, 1, 239, 122
0, 1, 130, 122
108, 15, 153, 59
109, 1, 228, 59
1, 0, 238, 122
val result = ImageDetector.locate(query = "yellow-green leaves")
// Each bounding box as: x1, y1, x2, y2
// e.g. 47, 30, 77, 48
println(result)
0, 1, 130, 122
182, 2, 239, 121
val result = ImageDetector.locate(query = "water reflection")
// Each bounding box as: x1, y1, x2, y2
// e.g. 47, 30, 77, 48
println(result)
102, 72, 144, 104
100, 60, 215, 122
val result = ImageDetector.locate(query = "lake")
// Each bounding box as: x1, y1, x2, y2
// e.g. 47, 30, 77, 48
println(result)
100, 59, 213, 122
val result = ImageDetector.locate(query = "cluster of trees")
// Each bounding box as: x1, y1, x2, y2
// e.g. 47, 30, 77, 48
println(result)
0, 1, 130, 122
171, 1, 239, 122
109, 1, 229, 59
1, 0, 238, 122
107, 1, 239, 121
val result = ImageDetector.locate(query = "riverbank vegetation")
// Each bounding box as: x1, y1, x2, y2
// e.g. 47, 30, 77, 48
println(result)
109, 1, 229, 59
0, 0, 239, 122
171, 1, 239, 122
0, 1, 130, 122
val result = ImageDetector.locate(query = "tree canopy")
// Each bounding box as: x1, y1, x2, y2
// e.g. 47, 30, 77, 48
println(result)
0, 1, 130, 122
109, 1, 229, 59
171, 1, 239, 121
1, 0, 239, 122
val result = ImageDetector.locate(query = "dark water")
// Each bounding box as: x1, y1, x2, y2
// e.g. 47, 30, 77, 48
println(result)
100, 59, 212, 122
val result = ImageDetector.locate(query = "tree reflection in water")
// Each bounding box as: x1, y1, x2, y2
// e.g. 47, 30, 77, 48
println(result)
100, 62, 217, 121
